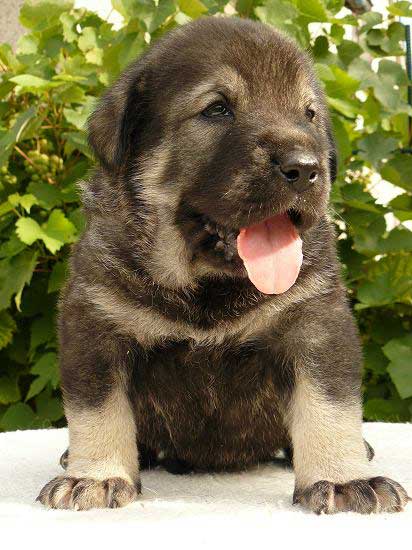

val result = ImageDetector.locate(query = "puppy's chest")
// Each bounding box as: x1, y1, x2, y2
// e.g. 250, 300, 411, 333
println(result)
130, 339, 290, 420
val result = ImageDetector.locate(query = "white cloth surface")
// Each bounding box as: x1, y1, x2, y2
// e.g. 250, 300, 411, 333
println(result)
0, 422, 411, 547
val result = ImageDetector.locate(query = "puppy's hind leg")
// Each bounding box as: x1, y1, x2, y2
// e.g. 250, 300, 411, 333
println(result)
60, 448, 69, 470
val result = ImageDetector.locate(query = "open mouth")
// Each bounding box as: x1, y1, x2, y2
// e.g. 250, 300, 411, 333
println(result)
203, 209, 302, 258
201, 208, 304, 295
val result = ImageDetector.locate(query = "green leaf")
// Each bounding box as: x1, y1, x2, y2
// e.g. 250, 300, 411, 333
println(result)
357, 133, 398, 168
296, 0, 328, 22
373, 62, 410, 113
15, 217, 44, 247
331, 114, 351, 164
327, 97, 358, 118
387, 1, 412, 17
30, 314, 56, 356
369, 314, 405, 346
0, 375, 20, 405
389, 193, 412, 222
351, 215, 386, 255
0, 250, 38, 310
363, 342, 388, 375
0, 201, 14, 217
341, 183, 375, 204
0, 311, 17, 350
0, 44, 23, 72
364, 398, 410, 422
43, 209, 77, 248
60, 12, 78, 43
367, 28, 384, 47
78, 27, 99, 52
236, 0, 255, 17
337, 40, 362, 67
27, 181, 62, 210
111, 0, 136, 18
8, 193, 39, 214
141, 0, 177, 33
35, 390, 63, 422
0, 233, 26, 259
19, 0, 74, 32
16, 210, 77, 254
68, 208, 86, 234
62, 131, 92, 158
26, 352, 59, 400
383, 336, 412, 399
63, 95, 96, 130
178, 0, 207, 17
381, 154, 412, 192
359, 11, 382, 31
0, 107, 36, 167
48, 260, 68, 293
0, 402, 39, 430
315, 62, 335, 82
377, 228, 412, 254
325, 67, 359, 100
9, 74, 61, 91
357, 255, 412, 307
255, 0, 299, 29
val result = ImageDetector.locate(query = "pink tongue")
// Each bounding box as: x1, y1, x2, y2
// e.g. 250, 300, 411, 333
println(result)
237, 213, 303, 295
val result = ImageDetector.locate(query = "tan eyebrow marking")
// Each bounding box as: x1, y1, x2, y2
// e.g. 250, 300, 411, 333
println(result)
170, 65, 248, 122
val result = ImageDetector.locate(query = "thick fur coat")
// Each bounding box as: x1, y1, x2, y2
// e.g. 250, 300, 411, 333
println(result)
37, 17, 408, 514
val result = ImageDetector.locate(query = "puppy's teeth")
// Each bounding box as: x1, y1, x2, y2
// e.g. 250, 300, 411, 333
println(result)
227, 233, 236, 246
205, 223, 216, 234
224, 249, 234, 261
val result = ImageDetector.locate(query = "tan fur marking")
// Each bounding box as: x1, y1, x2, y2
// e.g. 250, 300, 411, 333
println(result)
80, 269, 333, 348
288, 376, 372, 489
134, 145, 194, 288
65, 386, 139, 484
176, 66, 248, 117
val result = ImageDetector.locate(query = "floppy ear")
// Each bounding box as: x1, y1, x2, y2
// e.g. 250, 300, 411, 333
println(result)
88, 63, 147, 171
326, 125, 338, 183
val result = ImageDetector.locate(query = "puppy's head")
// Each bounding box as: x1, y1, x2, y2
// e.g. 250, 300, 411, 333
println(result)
88, 18, 336, 291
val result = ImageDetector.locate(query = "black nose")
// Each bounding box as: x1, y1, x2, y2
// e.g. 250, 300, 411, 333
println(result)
278, 153, 319, 193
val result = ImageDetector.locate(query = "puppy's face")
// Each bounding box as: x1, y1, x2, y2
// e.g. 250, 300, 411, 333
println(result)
88, 18, 336, 287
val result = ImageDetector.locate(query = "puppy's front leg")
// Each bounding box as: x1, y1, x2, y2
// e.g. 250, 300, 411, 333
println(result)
37, 315, 140, 512
289, 373, 409, 514
38, 383, 139, 510
285, 305, 409, 514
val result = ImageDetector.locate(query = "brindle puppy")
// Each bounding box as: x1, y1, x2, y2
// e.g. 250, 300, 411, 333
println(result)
37, 17, 409, 513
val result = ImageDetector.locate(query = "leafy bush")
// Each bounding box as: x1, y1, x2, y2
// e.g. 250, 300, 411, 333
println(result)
0, 0, 411, 430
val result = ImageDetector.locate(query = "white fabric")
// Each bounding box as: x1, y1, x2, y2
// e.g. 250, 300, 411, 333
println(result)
0, 422, 411, 547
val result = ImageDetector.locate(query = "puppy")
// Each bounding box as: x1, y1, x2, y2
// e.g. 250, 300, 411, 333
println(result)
37, 17, 409, 513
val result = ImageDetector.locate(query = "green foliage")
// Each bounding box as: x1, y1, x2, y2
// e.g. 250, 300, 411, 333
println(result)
0, 0, 411, 430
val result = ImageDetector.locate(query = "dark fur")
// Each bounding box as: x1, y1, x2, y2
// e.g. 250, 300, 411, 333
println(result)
38, 18, 409, 513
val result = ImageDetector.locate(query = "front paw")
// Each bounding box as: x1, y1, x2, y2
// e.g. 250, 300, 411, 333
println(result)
294, 477, 409, 514
37, 476, 140, 510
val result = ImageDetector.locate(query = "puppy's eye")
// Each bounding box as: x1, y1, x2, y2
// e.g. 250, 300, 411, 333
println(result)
306, 107, 316, 121
202, 102, 232, 118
